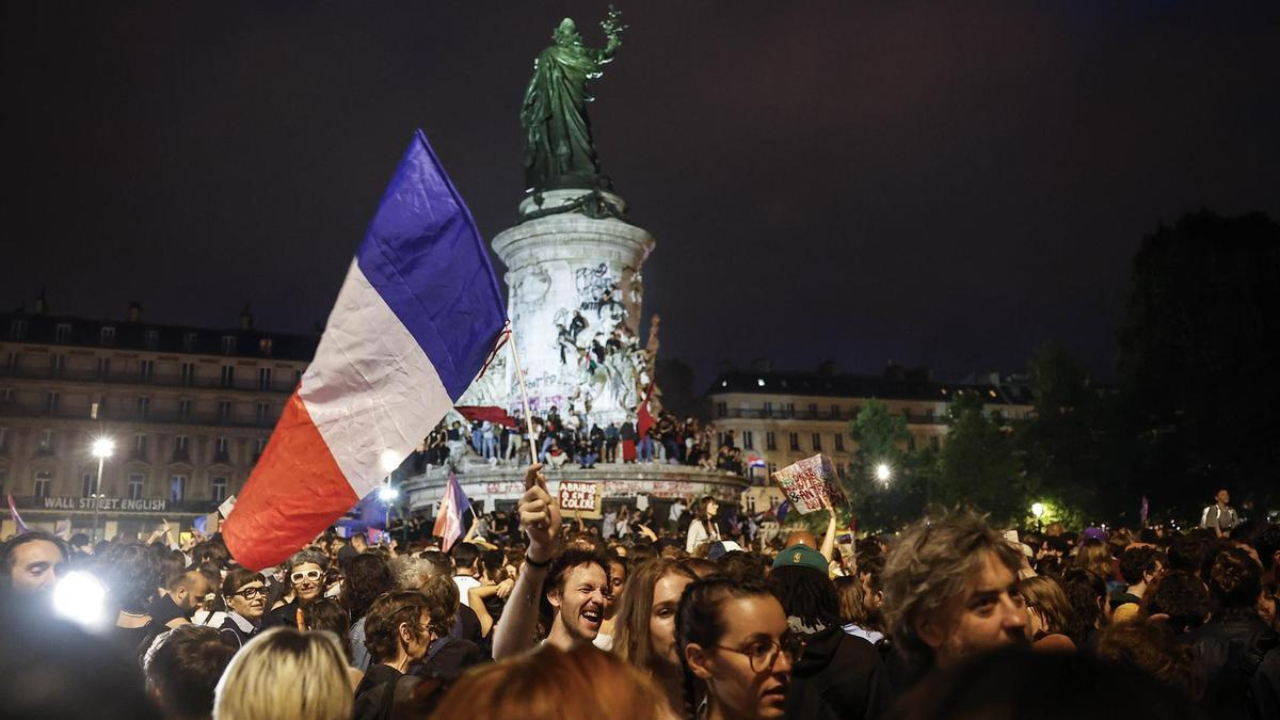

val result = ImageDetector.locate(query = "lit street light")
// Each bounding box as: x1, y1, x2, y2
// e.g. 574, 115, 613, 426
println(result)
875, 463, 892, 484
90, 437, 115, 544
1031, 502, 1045, 519
378, 450, 402, 537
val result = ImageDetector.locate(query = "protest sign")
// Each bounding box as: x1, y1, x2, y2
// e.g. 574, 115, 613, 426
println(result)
558, 480, 602, 519
772, 454, 846, 515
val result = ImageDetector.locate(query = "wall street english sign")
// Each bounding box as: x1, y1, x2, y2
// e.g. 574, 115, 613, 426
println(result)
36, 496, 168, 512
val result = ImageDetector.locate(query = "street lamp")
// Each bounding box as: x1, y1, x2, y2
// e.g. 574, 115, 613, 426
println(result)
378, 450, 401, 536
90, 437, 114, 544
875, 463, 892, 484
1031, 502, 1045, 520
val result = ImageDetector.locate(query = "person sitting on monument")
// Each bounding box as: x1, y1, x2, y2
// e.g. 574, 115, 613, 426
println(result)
492, 464, 612, 660
545, 439, 569, 469
577, 436, 599, 469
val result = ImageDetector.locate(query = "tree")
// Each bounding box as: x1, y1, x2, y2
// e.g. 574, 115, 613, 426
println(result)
934, 392, 1027, 528
844, 399, 923, 532
1118, 210, 1280, 518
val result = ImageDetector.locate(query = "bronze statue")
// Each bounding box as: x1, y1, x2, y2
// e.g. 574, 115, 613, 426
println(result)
521, 7, 625, 193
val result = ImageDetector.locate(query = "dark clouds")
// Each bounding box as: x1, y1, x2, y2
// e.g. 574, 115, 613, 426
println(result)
4, 2, 1278, 385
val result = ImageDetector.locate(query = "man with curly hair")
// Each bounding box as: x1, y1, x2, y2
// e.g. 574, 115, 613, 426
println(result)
881, 509, 1028, 685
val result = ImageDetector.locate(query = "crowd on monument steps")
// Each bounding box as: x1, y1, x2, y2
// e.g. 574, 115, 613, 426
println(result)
2, 469, 1277, 719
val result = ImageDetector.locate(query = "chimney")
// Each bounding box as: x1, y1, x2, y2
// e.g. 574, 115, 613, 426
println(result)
127, 302, 143, 323
239, 305, 254, 330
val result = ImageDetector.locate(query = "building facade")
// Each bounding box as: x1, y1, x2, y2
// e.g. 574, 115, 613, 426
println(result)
706, 365, 1034, 488
0, 304, 316, 539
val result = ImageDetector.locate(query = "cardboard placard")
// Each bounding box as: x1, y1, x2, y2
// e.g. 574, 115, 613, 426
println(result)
558, 480, 603, 520
218, 494, 237, 518
772, 454, 846, 515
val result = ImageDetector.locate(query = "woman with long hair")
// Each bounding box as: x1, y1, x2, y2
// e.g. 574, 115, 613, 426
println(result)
1017, 575, 1077, 650
676, 578, 796, 720
340, 553, 397, 671
685, 497, 721, 555
614, 559, 699, 718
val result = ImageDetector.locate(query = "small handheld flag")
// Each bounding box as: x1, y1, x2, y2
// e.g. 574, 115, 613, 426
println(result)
223, 131, 507, 570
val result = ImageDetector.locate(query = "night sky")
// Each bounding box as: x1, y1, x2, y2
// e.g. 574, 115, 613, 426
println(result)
4, 2, 1279, 387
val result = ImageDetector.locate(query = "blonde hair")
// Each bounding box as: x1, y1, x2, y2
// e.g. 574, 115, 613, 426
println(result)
212, 628, 352, 720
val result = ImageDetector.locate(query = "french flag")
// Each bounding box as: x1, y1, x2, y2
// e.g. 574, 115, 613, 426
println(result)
223, 131, 506, 570
432, 473, 472, 552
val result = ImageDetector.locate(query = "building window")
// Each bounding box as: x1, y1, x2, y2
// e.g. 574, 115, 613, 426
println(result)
10, 319, 28, 341
144, 330, 159, 350
0, 388, 11, 404
742, 431, 754, 450
49, 354, 66, 377
785, 403, 795, 418
254, 437, 267, 461
100, 326, 116, 346
259, 338, 274, 356
182, 333, 197, 352
812, 433, 822, 451
831, 404, 841, 420
765, 431, 777, 451
807, 403, 818, 417
255, 401, 270, 425
0, 467, 7, 495
909, 435, 917, 451
178, 399, 192, 419
788, 432, 800, 451
180, 362, 195, 386
930, 436, 940, 451
221, 336, 236, 355
294, 369, 304, 386
715, 402, 727, 418
170, 475, 187, 502
767, 462, 778, 476
139, 360, 154, 382
217, 400, 232, 422
38, 430, 54, 454
95, 357, 110, 379
258, 367, 273, 391
82, 472, 96, 499
34, 470, 52, 498
128, 473, 145, 500
220, 366, 235, 388
834, 434, 845, 452
0, 426, 7, 452
136, 396, 150, 419
55, 323, 72, 343
45, 391, 60, 413
925, 408, 934, 421
174, 435, 189, 461
211, 476, 228, 503
214, 436, 230, 463
762, 401, 773, 417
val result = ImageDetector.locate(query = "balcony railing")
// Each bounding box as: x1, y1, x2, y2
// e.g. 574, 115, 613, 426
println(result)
717, 408, 945, 424
0, 366, 295, 394
0, 402, 277, 429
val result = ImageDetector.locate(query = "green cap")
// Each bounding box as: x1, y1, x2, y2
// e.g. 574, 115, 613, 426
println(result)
771, 544, 828, 574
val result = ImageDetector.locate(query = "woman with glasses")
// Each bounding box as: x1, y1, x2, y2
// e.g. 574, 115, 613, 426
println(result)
219, 567, 267, 648
677, 578, 797, 719
262, 548, 329, 629
352, 590, 434, 720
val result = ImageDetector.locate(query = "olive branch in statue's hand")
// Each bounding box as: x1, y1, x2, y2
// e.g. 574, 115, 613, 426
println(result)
601, 6, 626, 37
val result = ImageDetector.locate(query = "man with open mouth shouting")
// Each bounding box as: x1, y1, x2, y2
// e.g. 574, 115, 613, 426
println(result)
493, 463, 613, 658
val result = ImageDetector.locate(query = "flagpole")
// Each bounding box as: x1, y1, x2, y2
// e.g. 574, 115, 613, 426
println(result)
504, 323, 540, 466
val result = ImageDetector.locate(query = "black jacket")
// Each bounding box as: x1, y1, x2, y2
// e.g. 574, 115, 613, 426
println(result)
787, 627, 893, 720
1184, 612, 1280, 719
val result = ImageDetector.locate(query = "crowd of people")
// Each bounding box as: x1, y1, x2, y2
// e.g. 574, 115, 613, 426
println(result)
419, 408, 746, 474
1, 474, 1277, 719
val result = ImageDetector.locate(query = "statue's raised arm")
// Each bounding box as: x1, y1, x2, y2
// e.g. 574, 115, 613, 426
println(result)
520, 7, 626, 193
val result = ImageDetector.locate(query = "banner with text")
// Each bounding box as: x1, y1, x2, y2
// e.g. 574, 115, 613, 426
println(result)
772, 454, 846, 515
558, 480, 602, 520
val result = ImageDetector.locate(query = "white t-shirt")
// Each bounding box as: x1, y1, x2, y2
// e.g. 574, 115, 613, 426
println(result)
454, 575, 481, 608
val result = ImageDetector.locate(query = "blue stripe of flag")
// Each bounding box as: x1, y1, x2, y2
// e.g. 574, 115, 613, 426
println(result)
354, 130, 507, 399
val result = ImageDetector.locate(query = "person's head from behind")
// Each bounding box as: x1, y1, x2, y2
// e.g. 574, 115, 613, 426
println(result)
678, 578, 795, 720
1094, 620, 1203, 701
1017, 575, 1074, 641
1, 531, 68, 594
895, 645, 1199, 720
1119, 546, 1164, 589
191, 540, 229, 570
339, 552, 395, 621
451, 542, 481, 576
544, 549, 611, 646
212, 628, 352, 720
301, 599, 353, 662
98, 542, 160, 614
284, 548, 329, 605
221, 567, 267, 623
1073, 538, 1112, 579
420, 573, 460, 639
613, 558, 697, 673
145, 625, 235, 720
1059, 568, 1109, 643
1167, 533, 1213, 574
767, 560, 841, 634
1142, 570, 1210, 633
882, 509, 1028, 669
429, 644, 666, 720
834, 575, 869, 627
1202, 545, 1262, 616
363, 590, 433, 670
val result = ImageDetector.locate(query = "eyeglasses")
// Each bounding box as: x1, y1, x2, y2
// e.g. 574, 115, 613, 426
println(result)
715, 635, 806, 673
233, 586, 266, 599
290, 570, 324, 584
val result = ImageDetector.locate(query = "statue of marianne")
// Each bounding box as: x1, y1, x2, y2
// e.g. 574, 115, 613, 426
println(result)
520, 7, 625, 193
